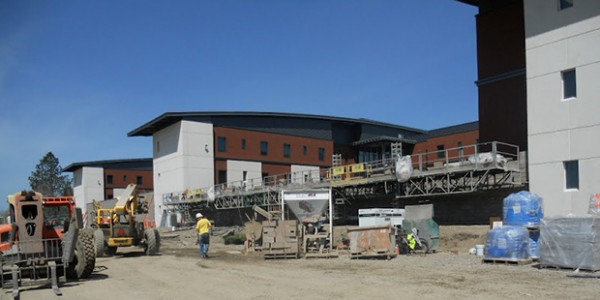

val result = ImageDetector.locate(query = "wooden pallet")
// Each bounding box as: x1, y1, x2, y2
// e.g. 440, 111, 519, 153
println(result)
483, 258, 533, 265
264, 252, 299, 260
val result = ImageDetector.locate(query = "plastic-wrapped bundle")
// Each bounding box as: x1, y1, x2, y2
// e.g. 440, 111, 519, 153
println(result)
528, 230, 540, 260
589, 194, 600, 216
484, 226, 529, 260
395, 155, 413, 183
540, 216, 600, 271
503, 191, 544, 227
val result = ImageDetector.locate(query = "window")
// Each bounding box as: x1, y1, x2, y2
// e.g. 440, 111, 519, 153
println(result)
457, 142, 464, 160
107, 175, 113, 185
241, 139, 246, 150
260, 141, 269, 155
562, 69, 577, 99
564, 160, 579, 190
217, 136, 227, 152
559, 0, 573, 10
284, 144, 291, 158
243, 171, 248, 181
123, 175, 127, 182
156, 141, 160, 153
218, 170, 227, 184
137, 176, 143, 185
303, 146, 307, 155
436, 145, 445, 159
318, 147, 326, 161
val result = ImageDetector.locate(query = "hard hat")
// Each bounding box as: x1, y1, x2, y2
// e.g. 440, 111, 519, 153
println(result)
196, 213, 203, 218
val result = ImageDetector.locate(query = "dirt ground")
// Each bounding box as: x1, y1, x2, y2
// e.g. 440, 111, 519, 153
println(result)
4, 225, 600, 300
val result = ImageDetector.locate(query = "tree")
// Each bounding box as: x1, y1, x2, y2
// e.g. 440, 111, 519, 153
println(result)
29, 152, 73, 196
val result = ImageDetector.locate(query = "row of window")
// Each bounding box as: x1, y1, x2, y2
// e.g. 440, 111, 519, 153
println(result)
217, 136, 326, 161
106, 175, 144, 185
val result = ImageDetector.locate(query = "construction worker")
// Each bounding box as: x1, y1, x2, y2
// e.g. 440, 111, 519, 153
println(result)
195, 213, 212, 258
406, 232, 417, 253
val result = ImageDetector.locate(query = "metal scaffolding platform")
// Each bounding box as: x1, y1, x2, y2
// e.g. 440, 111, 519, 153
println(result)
161, 141, 524, 214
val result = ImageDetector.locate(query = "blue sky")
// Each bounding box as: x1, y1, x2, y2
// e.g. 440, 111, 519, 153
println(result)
0, 1, 477, 210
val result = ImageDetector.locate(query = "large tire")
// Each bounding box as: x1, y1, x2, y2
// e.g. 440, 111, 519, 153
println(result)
153, 228, 161, 253
67, 229, 96, 279
144, 228, 158, 255
419, 239, 429, 254
94, 229, 105, 257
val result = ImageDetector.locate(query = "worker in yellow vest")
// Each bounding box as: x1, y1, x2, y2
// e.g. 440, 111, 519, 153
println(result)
406, 233, 417, 254
195, 213, 212, 258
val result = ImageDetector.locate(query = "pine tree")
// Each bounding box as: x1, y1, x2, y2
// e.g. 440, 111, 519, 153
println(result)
28, 152, 72, 196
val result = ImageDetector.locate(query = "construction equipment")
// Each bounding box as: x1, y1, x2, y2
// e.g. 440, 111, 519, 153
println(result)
0, 191, 96, 298
93, 184, 160, 256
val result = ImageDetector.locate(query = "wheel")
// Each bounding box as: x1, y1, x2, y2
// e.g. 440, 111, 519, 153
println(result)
67, 229, 96, 279
419, 239, 429, 254
93, 229, 105, 257
153, 228, 161, 253
144, 228, 158, 255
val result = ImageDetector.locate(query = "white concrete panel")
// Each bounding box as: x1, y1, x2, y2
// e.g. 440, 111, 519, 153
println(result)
529, 163, 573, 217
227, 160, 262, 189
528, 131, 570, 165
73, 167, 104, 217
579, 157, 600, 213
290, 165, 321, 184
152, 120, 214, 227
526, 75, 570, 135
570, 125, 600, 160
569, 64, 600, 128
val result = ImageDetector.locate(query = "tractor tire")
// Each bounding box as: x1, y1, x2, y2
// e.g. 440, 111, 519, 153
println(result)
94, 229, 105, 257
144, 228, 158, 255
153, 228, 161, 253
67, 229, 96, 280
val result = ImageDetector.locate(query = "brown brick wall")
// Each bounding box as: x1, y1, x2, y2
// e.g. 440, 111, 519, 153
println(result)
413, 130, 480, 160
213, 127, 333, 166
103, 169, 153, 199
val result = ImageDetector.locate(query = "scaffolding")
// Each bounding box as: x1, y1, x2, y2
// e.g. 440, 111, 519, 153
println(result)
161, 141, 523, 217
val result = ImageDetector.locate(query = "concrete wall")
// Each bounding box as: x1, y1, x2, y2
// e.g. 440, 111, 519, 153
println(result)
525, 0, 600, 216
72, 166, 104, 217
226, 160, 262, 188
153, 120, 214, 226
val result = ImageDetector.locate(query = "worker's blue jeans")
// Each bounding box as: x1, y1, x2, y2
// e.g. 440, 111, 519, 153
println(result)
199, 233, 210, 257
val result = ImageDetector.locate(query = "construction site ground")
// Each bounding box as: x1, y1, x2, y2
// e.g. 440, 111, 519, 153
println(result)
5, 225, 599, 300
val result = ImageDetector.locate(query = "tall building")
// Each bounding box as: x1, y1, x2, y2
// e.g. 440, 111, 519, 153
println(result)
524, 0, 600, 216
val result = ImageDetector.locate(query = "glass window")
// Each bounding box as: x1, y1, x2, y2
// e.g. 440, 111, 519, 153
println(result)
137, 176, 143, 185
217, 136, 227, 152
564, 160, 579, 190
284, 144, 291, 158
123, 175, 127, 182
562, 69, 577, 99
107, 175, 113, 185
318, 148, 326, 161
260, 141, 269, 155
559, 0, 573, 10
241, 139, 246, 150
436, 145, 445, 159
303, 146, 307, 155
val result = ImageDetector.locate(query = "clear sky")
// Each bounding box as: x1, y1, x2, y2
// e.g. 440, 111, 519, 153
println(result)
0, 1, 478, 210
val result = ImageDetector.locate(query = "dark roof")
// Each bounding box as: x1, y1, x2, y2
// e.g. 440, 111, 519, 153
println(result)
63, 158, 153, 172
427, 121, 479, 138
456, 0, 478, 6
127, 111, 426, 137
352, 136, 418, 146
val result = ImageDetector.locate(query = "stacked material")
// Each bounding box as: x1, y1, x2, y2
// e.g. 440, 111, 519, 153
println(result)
484, 226, 529, 260
540, 216, 600, 271
262, 219, 300, 259
503, 191, 544, 228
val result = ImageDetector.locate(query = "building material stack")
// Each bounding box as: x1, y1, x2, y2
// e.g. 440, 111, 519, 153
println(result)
262, 219, 300, 259
540, 194, 600, 271
347, 224, 396, 259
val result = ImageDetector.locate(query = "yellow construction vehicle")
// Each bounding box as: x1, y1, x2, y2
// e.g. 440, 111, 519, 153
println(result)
93, 184, 160, 256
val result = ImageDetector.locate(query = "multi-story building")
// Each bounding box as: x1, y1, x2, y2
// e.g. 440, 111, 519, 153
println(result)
460, 0, 600, 216
64, 158, 153, 217
524, 0, 600, 216
127, 112, 429, 224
